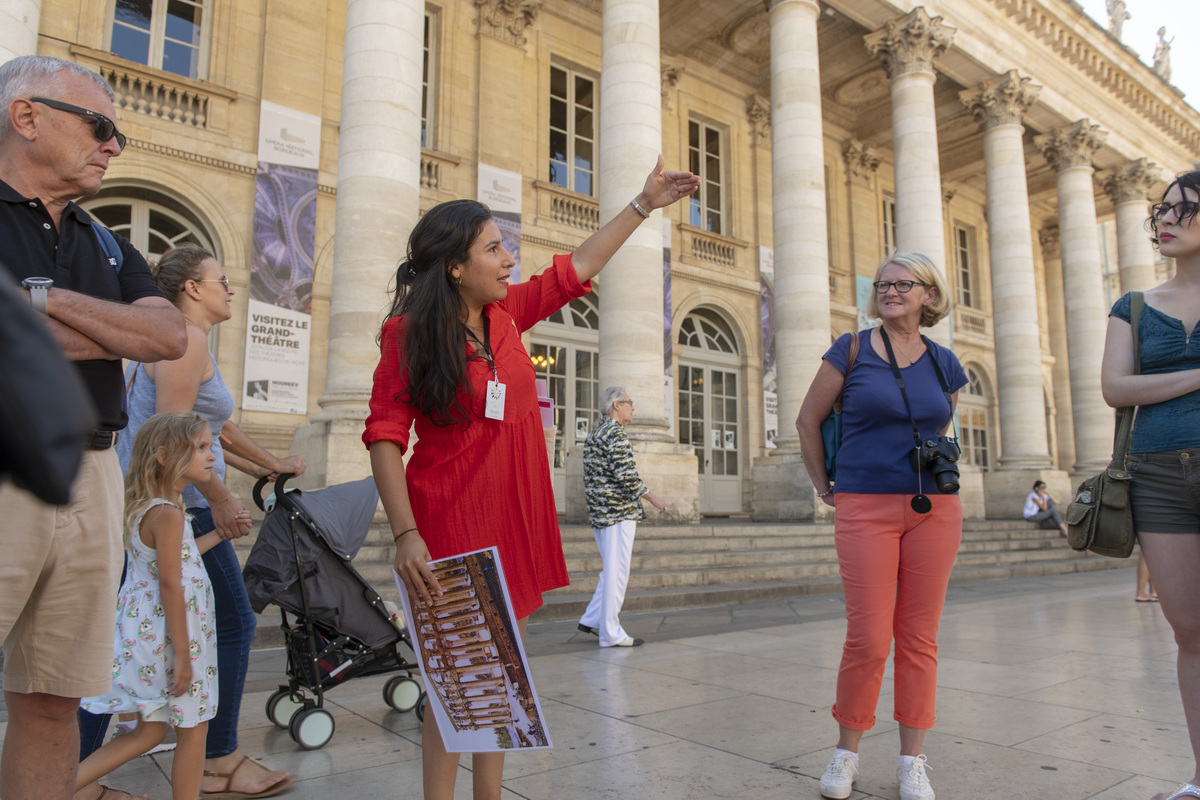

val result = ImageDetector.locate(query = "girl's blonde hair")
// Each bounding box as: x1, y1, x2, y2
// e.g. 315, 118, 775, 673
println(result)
865, 251, 952, 328
123, 413, 208, 546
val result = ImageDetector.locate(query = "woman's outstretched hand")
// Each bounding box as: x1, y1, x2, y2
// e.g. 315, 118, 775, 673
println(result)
641, 154, 700, 210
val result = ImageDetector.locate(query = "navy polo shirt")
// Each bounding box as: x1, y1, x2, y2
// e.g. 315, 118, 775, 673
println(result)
0, 179, 164, 431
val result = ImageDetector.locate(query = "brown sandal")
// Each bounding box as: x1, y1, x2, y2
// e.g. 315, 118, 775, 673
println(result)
96, 786, 149, 800
199, 755, 295, 799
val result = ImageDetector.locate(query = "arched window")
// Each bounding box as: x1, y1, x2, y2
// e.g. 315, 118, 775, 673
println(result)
678, 308, 742, 513
530, 293, 601, 476
677, 308, 737, 352
957, 367, 990, 469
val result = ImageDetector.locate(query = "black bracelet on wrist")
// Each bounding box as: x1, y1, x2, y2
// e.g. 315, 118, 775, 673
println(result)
393, 527, 418, 542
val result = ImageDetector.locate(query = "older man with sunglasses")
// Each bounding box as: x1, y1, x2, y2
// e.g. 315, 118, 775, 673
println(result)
0, 55, 186, 800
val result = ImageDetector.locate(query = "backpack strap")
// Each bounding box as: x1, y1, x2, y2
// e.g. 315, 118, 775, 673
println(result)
90, 220, 124, 274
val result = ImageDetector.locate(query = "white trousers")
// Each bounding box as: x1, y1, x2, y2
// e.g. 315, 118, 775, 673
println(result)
578, 520, 637, 646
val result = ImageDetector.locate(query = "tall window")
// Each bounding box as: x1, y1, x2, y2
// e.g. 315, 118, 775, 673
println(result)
110, 0, 209, 79
531, 294, 601, 469
882, 196, 897, 254
957, 368, 990, 469
549, 65, 595, 196
955, 224, 977, 308
688, 120, 724, 233
421, 12, 436, 148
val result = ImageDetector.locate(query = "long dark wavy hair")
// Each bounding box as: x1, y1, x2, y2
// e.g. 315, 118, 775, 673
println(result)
1150, 170, 1200, 246
384, 199, 494, 426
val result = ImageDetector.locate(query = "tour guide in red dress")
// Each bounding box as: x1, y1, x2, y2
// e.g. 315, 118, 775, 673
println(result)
363, 157, 697, 800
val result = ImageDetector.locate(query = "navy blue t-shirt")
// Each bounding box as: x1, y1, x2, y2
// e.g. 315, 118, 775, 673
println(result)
1111, 292, 1200, 453
825, 329, 968, 495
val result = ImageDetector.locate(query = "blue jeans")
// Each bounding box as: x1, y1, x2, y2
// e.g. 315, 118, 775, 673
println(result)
79, 506, 257, 759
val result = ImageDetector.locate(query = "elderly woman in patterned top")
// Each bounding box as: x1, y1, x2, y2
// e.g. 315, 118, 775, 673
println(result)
576, 386, 666, 647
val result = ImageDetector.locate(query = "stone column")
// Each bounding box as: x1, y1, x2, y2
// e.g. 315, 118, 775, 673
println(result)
961, 71, 1069, 513
843, 138, 883, 277
1036, 120, 1113, 475
0, 0, 38, 63
596, 0, 699, 523
1102, 158, 1160, 292
750, 0, 830, 520
292, 0, 424, 487
865, 7, 954, 343
1039, 227, 1076, 473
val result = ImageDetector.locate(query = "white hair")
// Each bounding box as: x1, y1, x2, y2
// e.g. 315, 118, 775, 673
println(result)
599, 386, 629, 416
0, 55, 115, 141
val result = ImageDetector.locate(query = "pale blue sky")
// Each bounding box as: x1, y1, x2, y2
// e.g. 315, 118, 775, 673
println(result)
1077, 0, 1199, 111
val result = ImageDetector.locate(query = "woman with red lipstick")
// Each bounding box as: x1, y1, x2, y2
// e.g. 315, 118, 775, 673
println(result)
365, 157, 698, 800
1101, 170, 1200, 800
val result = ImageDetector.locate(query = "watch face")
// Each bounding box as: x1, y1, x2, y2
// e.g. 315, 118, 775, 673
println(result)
22, 277, 53, 289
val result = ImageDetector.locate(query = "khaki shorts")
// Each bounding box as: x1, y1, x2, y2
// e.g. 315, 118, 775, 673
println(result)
0, 449, 124, 697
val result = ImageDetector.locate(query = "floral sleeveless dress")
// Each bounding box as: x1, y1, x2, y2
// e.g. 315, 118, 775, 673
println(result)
80, 499, 218, 727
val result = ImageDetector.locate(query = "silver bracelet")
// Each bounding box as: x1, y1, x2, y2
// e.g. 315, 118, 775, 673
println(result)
629, 197, 651, 219
816, 484, 834, 498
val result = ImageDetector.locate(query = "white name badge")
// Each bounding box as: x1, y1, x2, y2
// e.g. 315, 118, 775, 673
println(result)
485, 380, 506, 420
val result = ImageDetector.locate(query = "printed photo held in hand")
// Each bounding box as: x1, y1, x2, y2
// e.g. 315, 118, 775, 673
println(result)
394, 548, 551, 752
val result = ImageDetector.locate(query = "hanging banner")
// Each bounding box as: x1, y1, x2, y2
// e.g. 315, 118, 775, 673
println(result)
760, 246, 777, 449
663, 218, 674, 430
243, 100, 320, 414
477, 163, 522, 284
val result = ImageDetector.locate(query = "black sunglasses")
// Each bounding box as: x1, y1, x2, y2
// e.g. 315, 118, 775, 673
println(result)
30, 97, 126, 151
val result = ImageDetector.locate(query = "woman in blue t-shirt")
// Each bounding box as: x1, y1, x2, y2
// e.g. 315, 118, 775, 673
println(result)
797, 252, 966, 800
1101, 171, 1200, 800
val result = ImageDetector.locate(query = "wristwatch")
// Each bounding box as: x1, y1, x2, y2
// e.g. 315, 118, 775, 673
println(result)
21, 277, 52, 314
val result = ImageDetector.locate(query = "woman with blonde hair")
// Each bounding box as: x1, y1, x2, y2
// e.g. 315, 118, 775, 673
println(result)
797, 252, 966, 800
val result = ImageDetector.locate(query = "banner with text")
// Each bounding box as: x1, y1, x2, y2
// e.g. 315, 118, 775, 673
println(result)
760, 246, 777, 449
478, 163, 522, 284
243, 100, 320, 414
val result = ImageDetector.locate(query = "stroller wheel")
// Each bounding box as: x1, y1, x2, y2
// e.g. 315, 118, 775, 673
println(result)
266, 688, 305, 729
289, 706, 335, 750
415, 691, 427, 722
384, 675, 422, 713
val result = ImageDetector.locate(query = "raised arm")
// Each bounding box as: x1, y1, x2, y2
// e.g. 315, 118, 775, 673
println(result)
45, 289, 186, 362
571, 155, 699, 283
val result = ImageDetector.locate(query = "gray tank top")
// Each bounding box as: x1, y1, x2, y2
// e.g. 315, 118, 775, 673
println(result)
116, 353, 235, 510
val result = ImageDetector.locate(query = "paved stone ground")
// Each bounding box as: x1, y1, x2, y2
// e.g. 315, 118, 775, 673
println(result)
2, 565, 1192, 798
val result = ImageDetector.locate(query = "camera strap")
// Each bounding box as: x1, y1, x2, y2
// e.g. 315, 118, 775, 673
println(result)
879, 327, 955, 513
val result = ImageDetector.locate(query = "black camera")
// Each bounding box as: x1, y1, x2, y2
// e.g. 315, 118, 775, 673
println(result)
910, 436, 961, 494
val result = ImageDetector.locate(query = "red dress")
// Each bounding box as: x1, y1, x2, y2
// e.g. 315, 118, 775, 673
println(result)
363, 255, 591, 619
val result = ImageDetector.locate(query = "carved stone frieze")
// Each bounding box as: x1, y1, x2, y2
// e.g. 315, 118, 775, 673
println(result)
1035, 120, 1107, 172
475, 0, 542, 47
662, 64, 682, 111
1100, 157, 1160, 205
960, 70, 1041, 130
1039, 226, 1061, 260
842, 138, 880, 187
863, 7, 955, 79
746, 94, 771, 145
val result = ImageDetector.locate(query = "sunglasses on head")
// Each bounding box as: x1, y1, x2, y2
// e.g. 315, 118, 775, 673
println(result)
29, 97, 126, 151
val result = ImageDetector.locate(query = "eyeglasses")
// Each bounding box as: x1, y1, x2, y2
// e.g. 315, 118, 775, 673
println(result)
193, 278, 230, 289
873, 280, 929, 294
616, 400, 634, 407
29, 97, 126, 151
1151, 200, 1200, 222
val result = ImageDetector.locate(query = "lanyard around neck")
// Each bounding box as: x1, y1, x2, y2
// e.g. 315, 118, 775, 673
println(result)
465, 318, 498, 382
878, 327, 953, 450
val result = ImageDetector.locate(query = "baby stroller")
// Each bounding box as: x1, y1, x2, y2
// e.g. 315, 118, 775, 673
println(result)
242, 473, 424, 749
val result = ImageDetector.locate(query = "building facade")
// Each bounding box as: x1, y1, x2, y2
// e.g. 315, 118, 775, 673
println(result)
10, 0, 1199, 522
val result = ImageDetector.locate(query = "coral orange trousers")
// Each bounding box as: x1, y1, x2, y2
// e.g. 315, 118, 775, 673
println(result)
831, 493, 962, 731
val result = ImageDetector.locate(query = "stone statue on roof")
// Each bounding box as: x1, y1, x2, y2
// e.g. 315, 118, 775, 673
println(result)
1154, 26, 1173, 83
1105, 0, 1130, 42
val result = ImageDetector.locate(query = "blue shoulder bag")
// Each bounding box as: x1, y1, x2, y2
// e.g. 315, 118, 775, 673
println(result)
820, 331, 860, 482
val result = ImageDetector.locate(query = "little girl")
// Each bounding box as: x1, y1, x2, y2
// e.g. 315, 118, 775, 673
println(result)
78, 413, 221, 800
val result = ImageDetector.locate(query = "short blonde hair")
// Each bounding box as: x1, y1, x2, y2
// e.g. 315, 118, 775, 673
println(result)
865, 251, 951, 328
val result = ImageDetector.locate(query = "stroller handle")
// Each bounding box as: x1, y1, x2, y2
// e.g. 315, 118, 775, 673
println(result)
252, 472, 296, 512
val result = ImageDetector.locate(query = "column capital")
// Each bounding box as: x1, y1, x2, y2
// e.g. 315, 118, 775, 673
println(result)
764, 0, 819, 14
864, 7, 955, 79
842, 138, 881, 187
960, 70, 1041, 130
1100, 157, 1160, 205
1036, 120, 1107, 172
747, 93, 771, 146
1039, 226, 1061, 260
474, 0, 542, 47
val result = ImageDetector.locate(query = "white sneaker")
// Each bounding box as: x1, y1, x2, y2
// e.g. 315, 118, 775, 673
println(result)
819, 749, 859, 799
897, 754, 935, 800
